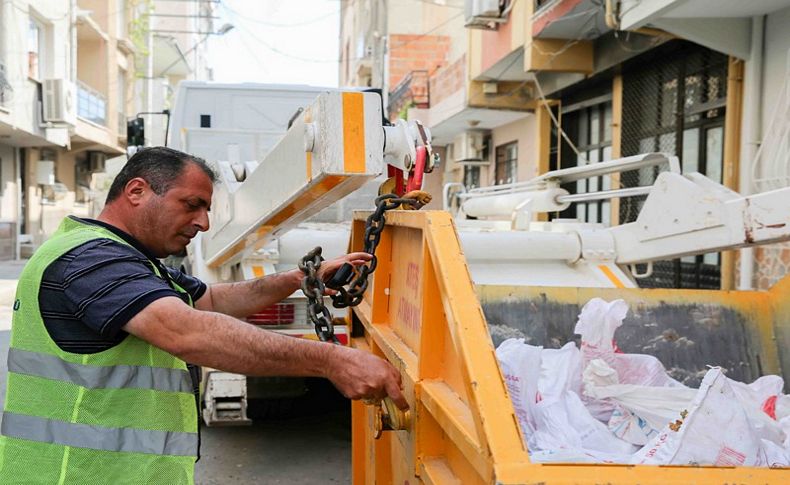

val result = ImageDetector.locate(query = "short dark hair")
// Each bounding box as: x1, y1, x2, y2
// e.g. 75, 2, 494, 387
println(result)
106, 146, 217, 203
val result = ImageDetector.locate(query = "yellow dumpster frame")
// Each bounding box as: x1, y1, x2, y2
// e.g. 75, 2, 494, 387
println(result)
349, 210, 790, 484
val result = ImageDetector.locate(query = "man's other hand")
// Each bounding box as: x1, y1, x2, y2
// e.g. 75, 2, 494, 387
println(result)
316, 252, 372, 294
326, 345, 409, 411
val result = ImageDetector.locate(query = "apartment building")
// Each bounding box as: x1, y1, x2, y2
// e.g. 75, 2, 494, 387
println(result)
0, 0, 215, 258
340, 0, 790, 291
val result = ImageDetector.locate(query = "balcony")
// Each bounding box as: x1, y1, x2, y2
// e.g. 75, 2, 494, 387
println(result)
531, 0, 610, 39
77, 81, 107, 126
388, 70, 430, 120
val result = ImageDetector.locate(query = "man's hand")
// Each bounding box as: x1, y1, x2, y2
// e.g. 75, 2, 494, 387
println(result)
326, 345, 409, 411
316, 251, 372, 293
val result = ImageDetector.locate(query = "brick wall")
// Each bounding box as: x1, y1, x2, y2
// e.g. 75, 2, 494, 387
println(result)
429, 54, 466, 106
389, 34, 451, 89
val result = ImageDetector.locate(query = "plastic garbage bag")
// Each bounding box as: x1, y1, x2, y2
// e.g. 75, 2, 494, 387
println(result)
496, 339, 635, 458
729, 375, 787, 445
495, 339, 583, 445
574, 298, 628, 369
495, 338, 542, 441
583, 359, 696, 444
632, 368, 766, 466
575, 299, 684, 422
530, 389, 637, 456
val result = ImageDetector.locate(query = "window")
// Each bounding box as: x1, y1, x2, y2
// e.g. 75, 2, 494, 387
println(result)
556, 101, 613, 224
494, 142, 517, 185
620, 41, 729, 289
28, 18, 43, 80
463, 165, 480, 189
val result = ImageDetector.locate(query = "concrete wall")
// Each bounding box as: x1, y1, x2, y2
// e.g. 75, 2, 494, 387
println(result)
489, 116, 538, 185
0, 145, 18, 223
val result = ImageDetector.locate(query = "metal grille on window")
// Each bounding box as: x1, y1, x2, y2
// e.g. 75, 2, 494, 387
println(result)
495, 142, 517, 185
620, 41, 728, 289
463, 165, 480, 189
554, 98, 613, 224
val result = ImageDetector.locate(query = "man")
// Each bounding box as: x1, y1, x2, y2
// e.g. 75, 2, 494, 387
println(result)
0, 147, 407, 483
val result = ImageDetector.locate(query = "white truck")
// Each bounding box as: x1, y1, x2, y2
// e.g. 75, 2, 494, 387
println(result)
166, 82, 435, 424
165, 81, 790, 427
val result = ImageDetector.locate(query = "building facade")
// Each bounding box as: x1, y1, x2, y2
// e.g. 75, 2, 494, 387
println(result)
0, 0, 215, 258
339, 0, 790, 291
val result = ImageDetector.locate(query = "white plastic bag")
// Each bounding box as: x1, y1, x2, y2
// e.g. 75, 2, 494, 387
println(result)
632, 368, 765, 466
574, 298, 628, 369
496, 338, 635, 458
729, 375, 787, 445
495, 338, 542, 441
575, 298, 685, 422
583, 358, 696, 445
529, 389, 637, 456
584, 359, 696, 432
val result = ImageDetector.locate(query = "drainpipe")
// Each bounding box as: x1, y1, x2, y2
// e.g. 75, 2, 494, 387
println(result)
738, 15, 765, 290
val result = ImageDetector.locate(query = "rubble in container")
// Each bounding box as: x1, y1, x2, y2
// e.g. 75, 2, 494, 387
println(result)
496, 298, 790, 467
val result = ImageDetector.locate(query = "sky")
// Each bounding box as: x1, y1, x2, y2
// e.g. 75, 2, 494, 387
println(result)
206, 0, 342, 88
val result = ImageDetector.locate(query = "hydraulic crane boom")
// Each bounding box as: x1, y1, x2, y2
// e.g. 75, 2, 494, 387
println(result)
184, 89, 433, 281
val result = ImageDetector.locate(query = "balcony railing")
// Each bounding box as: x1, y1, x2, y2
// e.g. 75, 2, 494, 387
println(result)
77, 81, 107, 126
387, 70, 430, 120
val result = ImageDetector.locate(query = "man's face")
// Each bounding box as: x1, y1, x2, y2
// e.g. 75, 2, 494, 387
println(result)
140, 163, 213, 258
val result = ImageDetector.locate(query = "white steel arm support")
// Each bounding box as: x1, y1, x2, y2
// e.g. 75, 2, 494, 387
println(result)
609, 172, 790, 265
202, 91, 384, 269
383, 119, 432, 171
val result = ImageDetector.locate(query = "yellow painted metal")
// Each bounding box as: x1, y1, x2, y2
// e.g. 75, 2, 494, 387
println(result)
349, 209, 790, 484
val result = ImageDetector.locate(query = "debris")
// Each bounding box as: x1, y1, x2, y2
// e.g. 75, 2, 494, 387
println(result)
496, 299, 790, 467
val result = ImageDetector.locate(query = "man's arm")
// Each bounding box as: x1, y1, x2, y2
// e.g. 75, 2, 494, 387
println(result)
194, 251, 371, 317
124, 296, 407, 409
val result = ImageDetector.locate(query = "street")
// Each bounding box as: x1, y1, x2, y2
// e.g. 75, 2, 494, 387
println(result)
0, 261, 352, 484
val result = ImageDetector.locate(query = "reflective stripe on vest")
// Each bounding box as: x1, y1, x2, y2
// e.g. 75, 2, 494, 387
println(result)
7, 347, 193, 393
1, 412, 197, 457
0, 217, 198, 484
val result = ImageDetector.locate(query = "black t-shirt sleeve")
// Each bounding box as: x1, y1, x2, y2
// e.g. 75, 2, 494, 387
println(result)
59, 239, 186, 337
164, 266, 207, 303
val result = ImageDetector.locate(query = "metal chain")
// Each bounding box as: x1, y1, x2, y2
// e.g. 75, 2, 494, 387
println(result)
297, 247, 338, 343
298, 194, 420, 343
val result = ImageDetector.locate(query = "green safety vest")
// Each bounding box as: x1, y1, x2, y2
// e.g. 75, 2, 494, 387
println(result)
0, 217, 198, 484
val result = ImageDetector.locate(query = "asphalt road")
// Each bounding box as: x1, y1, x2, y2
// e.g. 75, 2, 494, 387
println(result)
0, 260, 352, 484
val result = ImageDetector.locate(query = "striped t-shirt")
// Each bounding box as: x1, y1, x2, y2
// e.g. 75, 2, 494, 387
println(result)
39, 217, 206, 354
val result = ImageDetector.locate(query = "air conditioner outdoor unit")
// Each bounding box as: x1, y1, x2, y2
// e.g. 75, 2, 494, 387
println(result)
43, 78, 77, 125
464, 0, 508, 30
453, 131, 489, 164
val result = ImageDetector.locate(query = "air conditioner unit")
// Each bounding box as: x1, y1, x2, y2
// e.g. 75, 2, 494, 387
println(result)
43, 78, 77, 125
464, 0, 508, 30
453, 131, 490, 164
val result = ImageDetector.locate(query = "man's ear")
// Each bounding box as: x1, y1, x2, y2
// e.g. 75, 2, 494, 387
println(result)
124, 178, 150, 206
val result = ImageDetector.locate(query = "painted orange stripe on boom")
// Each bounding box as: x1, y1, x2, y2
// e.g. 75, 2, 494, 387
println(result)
304, 107, 313, 180
598, 265, 625, 288
342, 92, 365, 173
207, 176, 348, 269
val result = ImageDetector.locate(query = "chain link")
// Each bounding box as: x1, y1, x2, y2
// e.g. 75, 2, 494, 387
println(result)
297, 247, 338, 343
298, 194, 420, 343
